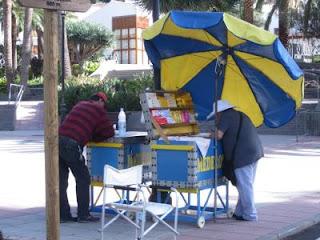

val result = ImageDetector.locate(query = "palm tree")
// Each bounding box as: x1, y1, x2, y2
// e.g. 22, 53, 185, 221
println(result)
3, 0, 14, 89
59, 12, 72, 79
279, 0, 289, 48
32, 9, 44, 59
11, 2, 25, 78
243, 0, 254, 23
20, 7, 33, 88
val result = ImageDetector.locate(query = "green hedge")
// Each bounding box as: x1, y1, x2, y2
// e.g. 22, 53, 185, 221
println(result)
60, 74, 154, 113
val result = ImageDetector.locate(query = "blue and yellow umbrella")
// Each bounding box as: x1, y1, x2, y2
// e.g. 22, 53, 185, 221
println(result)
143, 11, 304, 128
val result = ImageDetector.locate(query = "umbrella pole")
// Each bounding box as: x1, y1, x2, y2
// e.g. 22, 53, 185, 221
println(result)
213, 57, 225, 221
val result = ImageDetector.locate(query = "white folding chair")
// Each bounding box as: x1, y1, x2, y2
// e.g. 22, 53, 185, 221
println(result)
101, 164, 179, 240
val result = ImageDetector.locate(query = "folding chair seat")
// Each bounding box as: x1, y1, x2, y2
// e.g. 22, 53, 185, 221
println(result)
101, 164, 179, 240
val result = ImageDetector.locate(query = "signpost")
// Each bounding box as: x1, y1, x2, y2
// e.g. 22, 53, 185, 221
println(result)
18, 0, 91, 12
17, 1, 91, 239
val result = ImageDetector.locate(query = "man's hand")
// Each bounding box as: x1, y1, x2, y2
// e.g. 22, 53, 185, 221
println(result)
211, 129, 224, 140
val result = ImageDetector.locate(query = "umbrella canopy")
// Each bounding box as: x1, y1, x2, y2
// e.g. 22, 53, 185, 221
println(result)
143, 11, 304, 128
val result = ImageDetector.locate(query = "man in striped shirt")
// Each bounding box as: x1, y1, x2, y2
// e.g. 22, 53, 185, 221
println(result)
59, 92, 114, 223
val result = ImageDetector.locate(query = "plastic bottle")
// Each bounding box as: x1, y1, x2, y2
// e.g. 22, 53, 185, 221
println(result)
118, 108, 126, 137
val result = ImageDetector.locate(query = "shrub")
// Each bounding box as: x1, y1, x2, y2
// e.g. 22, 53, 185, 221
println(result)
60, 73, 154, 113
83, 61, 100, 76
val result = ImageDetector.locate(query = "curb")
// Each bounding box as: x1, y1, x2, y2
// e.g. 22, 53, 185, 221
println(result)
0, 130, 44, 137
257, 214, 320, 240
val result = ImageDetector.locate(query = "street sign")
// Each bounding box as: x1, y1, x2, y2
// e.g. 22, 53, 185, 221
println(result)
18, 0, 91, 12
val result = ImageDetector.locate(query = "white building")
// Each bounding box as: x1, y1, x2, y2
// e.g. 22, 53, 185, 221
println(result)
74, 0, 152, 65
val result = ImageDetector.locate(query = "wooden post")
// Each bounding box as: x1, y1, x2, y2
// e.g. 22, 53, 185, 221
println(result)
43, 10, 59, 240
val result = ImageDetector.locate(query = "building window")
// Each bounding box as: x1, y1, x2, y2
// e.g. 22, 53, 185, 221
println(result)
121, 29, 128, 38
115, 40, 121, 49
122, 39, 128, 49
112, 15, 150, 64
129, 28, 136, 38
129, 39, 136, 48
115, 29, 121, 39
122, 51, 128, 64
130, 50, 136, 63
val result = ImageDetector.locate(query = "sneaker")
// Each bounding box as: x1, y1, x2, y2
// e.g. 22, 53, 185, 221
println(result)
78, 214, 100, 223
60, 216, 77, 223
232, 214, 246, 221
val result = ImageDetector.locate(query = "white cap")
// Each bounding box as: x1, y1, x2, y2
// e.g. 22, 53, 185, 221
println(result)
206, 100, 234, 120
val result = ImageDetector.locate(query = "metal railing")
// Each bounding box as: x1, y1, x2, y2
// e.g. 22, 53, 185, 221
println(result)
8, 84, 25, 106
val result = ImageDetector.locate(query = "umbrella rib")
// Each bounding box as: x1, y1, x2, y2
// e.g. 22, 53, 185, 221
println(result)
225, 61, 245, 79
184, 51, 221, 61
203, 31, 222, 59
235, 50, 282, 65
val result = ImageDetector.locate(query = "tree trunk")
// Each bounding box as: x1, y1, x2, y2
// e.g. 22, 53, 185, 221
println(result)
36, 28, 44, 59
64, 24, 72, 78
264, 0, 279, 31
279, 0, 289, 48
20, 8, 34, 88
3, 0, 14, 90
303, 0, 312, 37
12, 14, 18, 79
58, 13, 72, 80
243, 0, 254, 23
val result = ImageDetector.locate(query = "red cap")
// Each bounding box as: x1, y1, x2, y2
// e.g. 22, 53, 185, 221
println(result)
95, 92, 108, 103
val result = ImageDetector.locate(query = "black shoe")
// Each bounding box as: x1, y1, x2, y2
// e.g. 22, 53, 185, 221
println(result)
78, 214, 100, 223
60, 216, 77, 223
232, 214, 246, 221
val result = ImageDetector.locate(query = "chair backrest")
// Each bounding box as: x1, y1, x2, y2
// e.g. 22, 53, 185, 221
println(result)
103, 164, 143, 186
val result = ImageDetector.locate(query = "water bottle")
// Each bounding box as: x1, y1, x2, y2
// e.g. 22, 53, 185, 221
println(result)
118, 108, 126, 137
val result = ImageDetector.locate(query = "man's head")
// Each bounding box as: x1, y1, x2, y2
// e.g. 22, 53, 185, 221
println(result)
206, 100, 234, 120
90, 92, 108, 107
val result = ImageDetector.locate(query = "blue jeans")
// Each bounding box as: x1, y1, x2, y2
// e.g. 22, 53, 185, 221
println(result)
59, 136, 90, 219
234, 162, 258, 221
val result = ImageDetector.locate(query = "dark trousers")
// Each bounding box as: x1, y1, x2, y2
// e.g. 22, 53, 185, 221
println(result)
59, 136, 91, 219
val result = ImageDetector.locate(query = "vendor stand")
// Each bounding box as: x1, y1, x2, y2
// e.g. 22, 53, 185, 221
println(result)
140, 91, 228, 228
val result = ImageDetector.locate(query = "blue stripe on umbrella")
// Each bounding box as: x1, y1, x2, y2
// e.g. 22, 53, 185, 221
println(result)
274, 39, 304, 80
234, 56, 296, 127
171, 11, 223, 29
144, 41, 161, 68
206, 19, 227, 46
152, 34, 221, 59
183, 60, 224, 120
234, 41, 277, 61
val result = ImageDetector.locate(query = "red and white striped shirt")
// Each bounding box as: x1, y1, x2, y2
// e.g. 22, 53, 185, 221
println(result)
59, 101, 114, 146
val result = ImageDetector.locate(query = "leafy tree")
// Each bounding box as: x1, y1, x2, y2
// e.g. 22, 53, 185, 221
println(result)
134, 0, 239, 13
67, 21, 113, 69
290, 0, 320, 38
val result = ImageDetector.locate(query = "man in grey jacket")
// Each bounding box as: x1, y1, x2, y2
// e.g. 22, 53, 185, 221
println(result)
212, 100, 264, 221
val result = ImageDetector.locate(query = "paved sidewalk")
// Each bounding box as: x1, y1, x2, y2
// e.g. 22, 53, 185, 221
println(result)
0, 131, 319, 240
